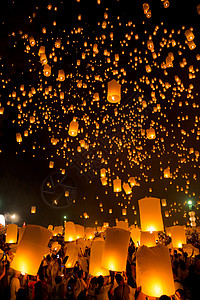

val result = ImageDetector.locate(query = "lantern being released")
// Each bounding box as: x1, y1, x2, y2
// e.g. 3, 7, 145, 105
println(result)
169, 226, 186, 248
101, 227, 130, 272
130, 226, 140, 247
107, 79, 121, 103
136, 245, 175, 298
6, 224, 18, 243
140, 231, 156, 247
138, 197, 164, 232
11, 225, 52, 276
89, 238, 110, 277
64, 222, 76, 242
75, 224, 85, 239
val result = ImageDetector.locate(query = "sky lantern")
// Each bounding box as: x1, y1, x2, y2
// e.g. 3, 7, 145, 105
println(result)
116, 220, 129, 230
6, 224, 18, 243
140, 231, 156, 247
101, 177, 108, 186
75, 224, 85, 239
53, 226, 63, 236
18, 227, 25, 244
185, 30, 194, 41
11, 225, 52, 276
40, 53, 47, 65
43, 64, 51, 77
143, 3, 150, 14
89, 238, 110, 277
101, 227, 130, 272
122, 208, 127, 216
100, 168, 107, 178
163, 167, 171, 178
138, 197, 164, 232
0, 107, 4, 115
169, 225, 186, 248
85, 227, 95, 240
130, 226, 140, 246
31, 206, 36, 213
0, 214, 5, 226
64, 221, 76, 242
29, 36, 36, 46
161, 199, 167, 206
93, 92, 100, 101
136, 245, 175, 298
65, 242, 79, 268
107, 79, 121, 103
16, 133, 22, 143
58, 69, 65, 81
49, 161, 54, 168
113, 178, 122, 192
68, 119, 79, 137
128, 177, 137, 187
55, 39, 61, 48
146, 128, 156, 139
123, 182, 132, 194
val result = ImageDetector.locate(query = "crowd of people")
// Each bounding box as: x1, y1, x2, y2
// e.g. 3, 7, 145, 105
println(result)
0, 231, 200, 300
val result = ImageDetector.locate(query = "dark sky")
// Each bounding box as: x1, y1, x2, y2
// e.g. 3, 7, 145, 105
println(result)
0, 0, 200, 228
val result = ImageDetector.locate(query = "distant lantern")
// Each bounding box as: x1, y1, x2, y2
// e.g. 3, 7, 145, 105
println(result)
145, 65, 152, 73
85, 227, 95, 240
31, 206, 36, 214
128, 177, 137, 187
79, 139, 85, 148
75, 224, 85, 239
164, 167, 171, 178
0, 107, 4, 115
122, 208, 127, 216
143, 3, 150, 14
169, 226, 186, 248
58, 69, 65, 81
29, 36, 36, 46
130, 226, 140, 246
89, 238, 110, 277
43, 64, 51, 77
49, 161, 54, 168
136, 245, 175, 298
65, 190, 69, 197
11, 225, 52, 276
16, 133, 22, 143
113, 178, 122, 192
109, 209, 113, 214
163, 0, 170, 8
123, 182, 132, 194
187, 40, 196, 50
140, 231, 156, 247
38, 46, 45, 56
165, 211, 169, 217
100, 168, 107, 178
107, 79, 121, 103
68, 120, 79, 137
147, 40, 154, 51
138, 197, 164, 232
161, 199, 167, 206
65, 222, 76, 242
101, 227, 130, 272
146, 128, 156, 139
55, 39, 61, 48
185, 30, 194, 41
40, 53, 48, 65
6, 224, 18, 243
93, 92, 100, 101
101, 177, 108, 186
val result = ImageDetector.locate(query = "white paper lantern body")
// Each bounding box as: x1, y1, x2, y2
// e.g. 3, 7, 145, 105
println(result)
89, 238, 110, 277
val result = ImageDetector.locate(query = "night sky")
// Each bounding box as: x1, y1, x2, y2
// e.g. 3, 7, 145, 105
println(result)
1, 0, 200, 229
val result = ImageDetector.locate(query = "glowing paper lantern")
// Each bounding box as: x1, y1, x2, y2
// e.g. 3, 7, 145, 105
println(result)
64, 222, 76, 242
85, 227, 95, 240
117, 221, 129, 231
18, 227, 25, 244
123, 182, 132, 194
11, 225, 52, 275
138, 197, 164, 232
161, 199, 167, 206
43, 64, 51, 77
163, 167, 171, 178
130, 226, 140, 246
169, 226, 186, 248
107, 79, 121, 103
185, 30, 194, 41
122, 208, 127, 216
100, 168, 107, 178
75, 224, 85, 239
146, 128, 156, 139
65, 242, 79, 268
31, 206, 36, 214
58, 69, 65, 81
101, 227, 130, 272
0, 214, 5, 226
16, 133, 22, 143
140, 231, 156, 247
53, 226, 63, 236
6, 224, 18, 243
89, 238, 110, 277
68, 120, 79, 137
113, 179, 122, 192
136, 245, 175, 298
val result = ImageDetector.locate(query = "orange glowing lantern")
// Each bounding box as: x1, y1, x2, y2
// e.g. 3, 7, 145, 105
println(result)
75, 224, 85, 239
68, 119, 79, 137
116, 221, 129, 231
113, 179, 122, 192
136, 245, 175, 298
43, 64, 51, 77
85, 227, 95, 240
11, 225, 52, 275
6, 224, 18, 244
146, 128, 156, 139
65, 222, 76, 242
58, 69, 65, 81
130, 226, 140, 246
101, 227, 130, 272
107, 79, 121, 103
138, 197, 164, 232
140, 231, 156, 247
169, 226, 186, 248
31, 206, 36, 214
89, 238, 110, 277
